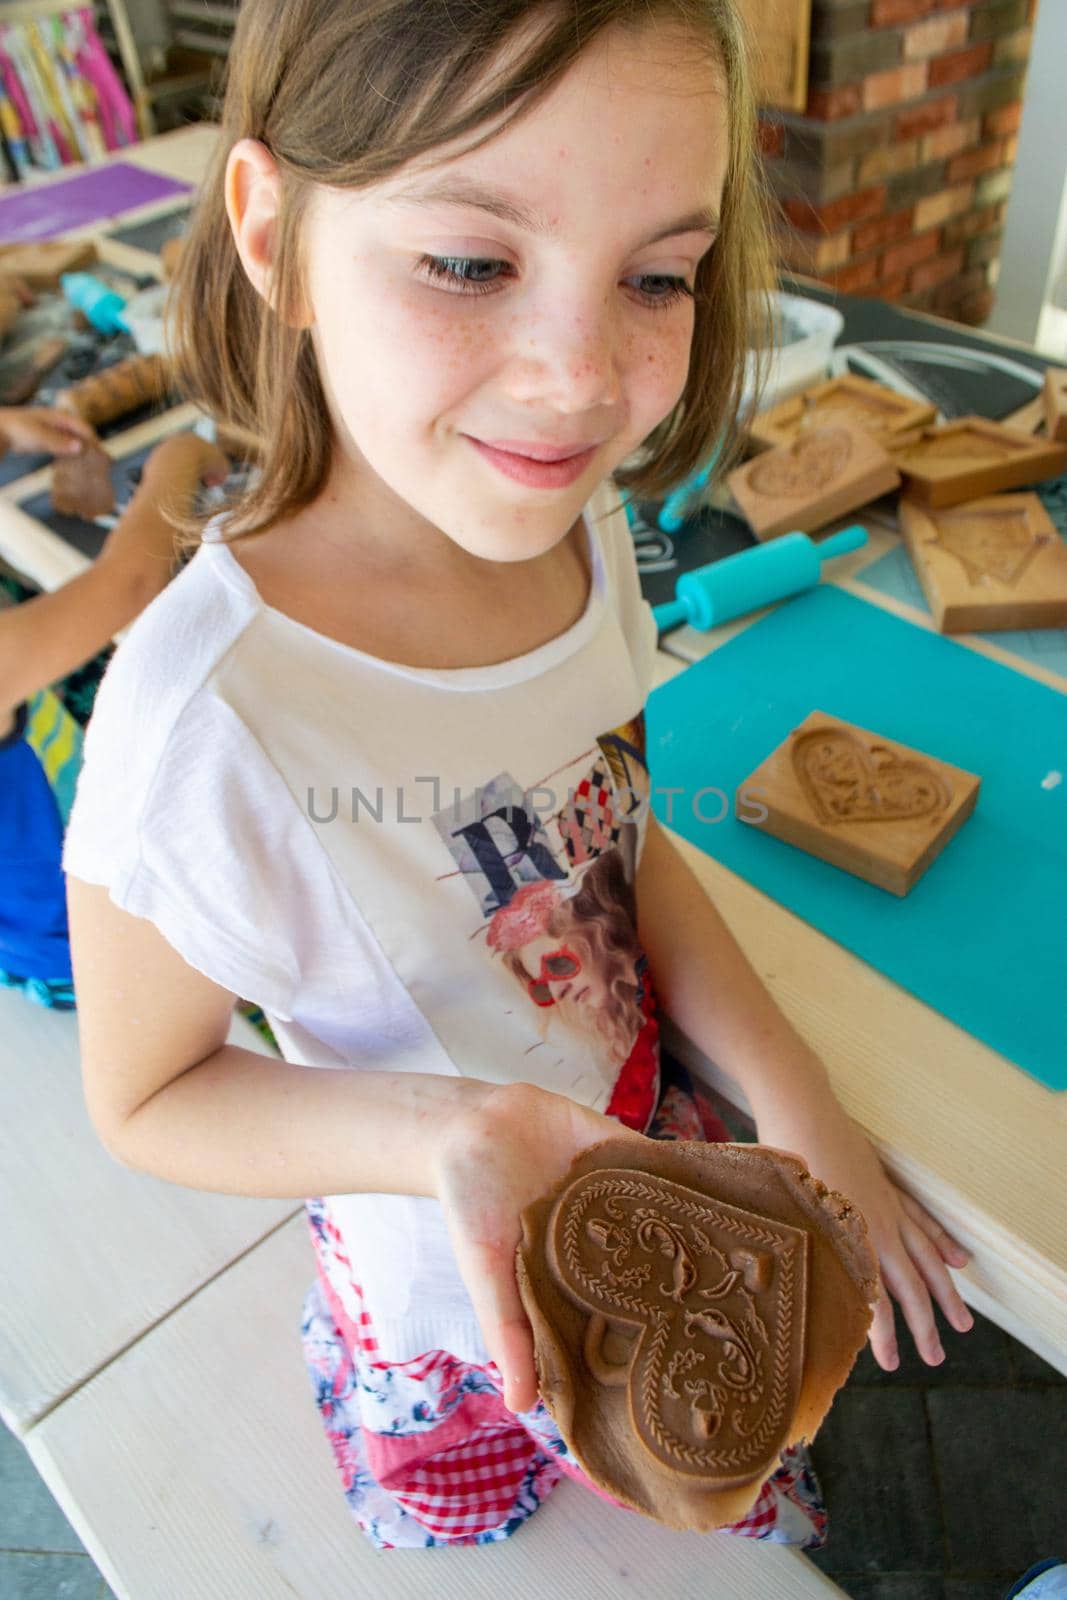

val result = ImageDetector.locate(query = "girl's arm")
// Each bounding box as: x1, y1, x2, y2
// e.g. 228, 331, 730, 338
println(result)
0, 434, 227, 722
68, 879, 638, 1414
68, 879, 492, 1200
634, 810, 973, 1371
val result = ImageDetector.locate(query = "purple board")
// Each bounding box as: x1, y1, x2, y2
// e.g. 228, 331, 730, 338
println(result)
0, 164, 191, 244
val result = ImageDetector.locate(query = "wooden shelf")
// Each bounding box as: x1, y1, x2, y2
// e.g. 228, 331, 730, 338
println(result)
171, 28, 229, 59
0, 0, 83, 20
168, 1, 238, 24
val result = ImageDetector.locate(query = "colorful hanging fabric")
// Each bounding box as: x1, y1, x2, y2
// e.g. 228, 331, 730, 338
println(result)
0, 8, 135, 181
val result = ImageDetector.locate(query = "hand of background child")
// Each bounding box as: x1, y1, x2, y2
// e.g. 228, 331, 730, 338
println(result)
753, 1090, 974, 1371
0, 405, 96, 458
0, 431, 230, 727
0, 274, 36, 308
431, 1081, 650, 1415
96, 433, 229, 599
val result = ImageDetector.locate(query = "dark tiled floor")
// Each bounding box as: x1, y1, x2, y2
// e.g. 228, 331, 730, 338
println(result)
0, 1423, 113, 1598
804, 1307, 1067, 1599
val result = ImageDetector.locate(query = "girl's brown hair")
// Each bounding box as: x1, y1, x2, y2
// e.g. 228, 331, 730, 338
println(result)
167, 0, 775, 544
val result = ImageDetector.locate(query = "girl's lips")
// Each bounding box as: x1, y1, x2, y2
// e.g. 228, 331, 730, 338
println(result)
465, 435, 597, 489
480, 439, 598, 461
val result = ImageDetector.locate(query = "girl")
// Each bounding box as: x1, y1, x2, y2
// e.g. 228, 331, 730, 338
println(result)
63, 0, 975, 1553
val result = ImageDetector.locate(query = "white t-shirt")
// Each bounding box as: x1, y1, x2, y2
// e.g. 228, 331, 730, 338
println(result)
63, 475, 662, 1364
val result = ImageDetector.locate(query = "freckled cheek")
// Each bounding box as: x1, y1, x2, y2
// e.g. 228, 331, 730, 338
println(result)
628, 318, 694, 418
380, 292, 498, 387
317, 283, 491, 403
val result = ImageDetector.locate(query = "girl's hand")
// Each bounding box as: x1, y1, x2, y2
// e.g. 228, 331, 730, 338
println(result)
431, 1081, 649, 1414
755, 1092, 973, 1370
0, 405, 97, 458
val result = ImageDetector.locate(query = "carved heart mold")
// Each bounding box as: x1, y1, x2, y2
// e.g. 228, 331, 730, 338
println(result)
792, 727, 951, 826
736, 711, 981, 896
748, 426, 854, 498
728, 417, 901, 542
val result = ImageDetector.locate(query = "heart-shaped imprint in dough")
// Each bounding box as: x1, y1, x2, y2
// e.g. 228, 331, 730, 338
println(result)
546, 1168, 808, 1487
747, 425, 854, 499
793, 726, 951, 825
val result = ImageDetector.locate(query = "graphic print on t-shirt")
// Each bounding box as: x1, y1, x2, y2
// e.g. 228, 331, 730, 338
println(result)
430, 710, 659, 1130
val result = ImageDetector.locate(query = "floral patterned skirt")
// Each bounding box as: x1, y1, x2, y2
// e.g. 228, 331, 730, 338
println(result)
300, 1055, 828, 1551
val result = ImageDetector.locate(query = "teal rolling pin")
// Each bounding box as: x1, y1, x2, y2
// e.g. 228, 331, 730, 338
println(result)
651, 523, 868, 635
60, 272, 131, 338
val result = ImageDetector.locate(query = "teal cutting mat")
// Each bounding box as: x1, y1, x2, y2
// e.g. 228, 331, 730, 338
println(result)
646, 586, 1067, 1090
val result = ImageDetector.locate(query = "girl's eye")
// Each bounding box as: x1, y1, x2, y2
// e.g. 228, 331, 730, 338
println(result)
419, 255, 503, 294
629, 273, 695, 311
416, 255, 694, 311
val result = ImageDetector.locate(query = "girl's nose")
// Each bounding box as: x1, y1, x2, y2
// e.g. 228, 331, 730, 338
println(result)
511, 296, 622, 413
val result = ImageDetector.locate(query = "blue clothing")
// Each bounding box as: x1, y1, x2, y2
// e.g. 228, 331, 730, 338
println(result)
1007, 1563, 1067, 1600
0, 688, 85, 1006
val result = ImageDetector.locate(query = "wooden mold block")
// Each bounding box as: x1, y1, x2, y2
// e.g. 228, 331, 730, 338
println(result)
727, 418, 901, 542
899, 493, 1067, 633
1045, 368, 1067, 444
159, 235, 185, 280
890, 415, 1067, 509
735, 711, 981, 897
750, 373, 936, 453
0, 239, 98, 292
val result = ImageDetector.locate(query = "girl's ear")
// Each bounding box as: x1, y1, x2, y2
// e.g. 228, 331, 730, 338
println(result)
224, 137, 312, 328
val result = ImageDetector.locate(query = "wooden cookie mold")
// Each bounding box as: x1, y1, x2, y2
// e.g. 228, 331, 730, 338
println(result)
727, 418, 901, 542
0, 238, 98, 292
899, 493, 1067, 633
890, 415, 1067, 509
750, 373, 936, 453
1045, 368, 1067, 444
737, 710, 981, 896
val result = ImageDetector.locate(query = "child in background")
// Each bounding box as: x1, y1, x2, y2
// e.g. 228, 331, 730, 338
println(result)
0, 412, 227, 1005
63, 0, 975, 1552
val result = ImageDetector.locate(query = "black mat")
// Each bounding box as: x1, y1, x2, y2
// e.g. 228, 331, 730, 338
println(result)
783, 275, 1053, 421
104, 204, 191, 255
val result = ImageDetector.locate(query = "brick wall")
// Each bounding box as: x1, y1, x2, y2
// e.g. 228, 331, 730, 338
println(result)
759, 0, 1037, 324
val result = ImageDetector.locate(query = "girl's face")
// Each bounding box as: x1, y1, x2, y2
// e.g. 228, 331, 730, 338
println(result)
301, 21, 729, 568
